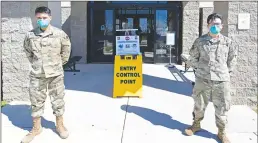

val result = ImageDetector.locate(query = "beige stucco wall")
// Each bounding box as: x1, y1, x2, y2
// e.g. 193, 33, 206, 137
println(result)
2, 2, 48, 101
70, 1, 87, 63
227, 2, 257, 105
1, 1, 257, 107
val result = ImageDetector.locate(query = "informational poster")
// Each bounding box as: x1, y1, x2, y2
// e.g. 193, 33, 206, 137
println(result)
116, 36, 140, 55
166, 32, 175, 46
238, 13, 250, 30
113, 55, 142, 98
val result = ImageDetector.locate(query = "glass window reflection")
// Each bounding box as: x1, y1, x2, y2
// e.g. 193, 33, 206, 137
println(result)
155, 10, 177, 63
93, 10, 113, 36
156, 10, 168, 37
139, 18, 148, 33
105, 10, 113, 36
127, 18, 134, 29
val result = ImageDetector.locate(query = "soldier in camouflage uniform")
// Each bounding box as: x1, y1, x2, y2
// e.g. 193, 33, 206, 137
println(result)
185, 13, 238, 143
22, 6, 71, 143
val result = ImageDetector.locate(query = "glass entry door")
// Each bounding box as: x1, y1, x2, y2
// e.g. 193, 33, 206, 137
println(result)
89, 8, 114, 63
138, 17, 155, 63
88, 5, 181, 64
154, 9, 179, 63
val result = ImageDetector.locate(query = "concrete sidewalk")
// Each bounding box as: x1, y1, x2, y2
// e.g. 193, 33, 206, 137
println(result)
1, 64, 257, 143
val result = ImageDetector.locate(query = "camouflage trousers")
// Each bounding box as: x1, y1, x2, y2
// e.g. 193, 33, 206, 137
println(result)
192, 77, 231, 130
29, 75, 65, 117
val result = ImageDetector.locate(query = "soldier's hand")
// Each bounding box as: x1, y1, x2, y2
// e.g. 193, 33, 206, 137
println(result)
185, 61, 191, 68
185, 64, 190, 68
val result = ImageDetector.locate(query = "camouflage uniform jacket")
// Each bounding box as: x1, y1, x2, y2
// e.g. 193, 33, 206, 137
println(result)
187, 34, 238, 81
24, 25, 71, 78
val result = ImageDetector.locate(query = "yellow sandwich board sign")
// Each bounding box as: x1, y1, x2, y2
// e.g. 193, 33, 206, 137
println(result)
113, 55, 142, 98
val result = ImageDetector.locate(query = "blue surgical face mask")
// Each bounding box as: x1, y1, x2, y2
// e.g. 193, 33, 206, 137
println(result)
37, 19, 49, 29
209, 25, 221, 35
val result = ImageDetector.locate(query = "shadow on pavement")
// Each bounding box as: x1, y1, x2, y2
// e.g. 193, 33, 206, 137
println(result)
64, 71, 114, 98
64, 65, 193, 98
1, 104, 56, 131
143, 74, 193, 96
121, 105, 219, 141
64, 64, 115, 98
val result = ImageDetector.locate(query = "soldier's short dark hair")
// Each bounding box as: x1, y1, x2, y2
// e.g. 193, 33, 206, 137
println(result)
207, 13, 222, 24
35, 6, 51, 15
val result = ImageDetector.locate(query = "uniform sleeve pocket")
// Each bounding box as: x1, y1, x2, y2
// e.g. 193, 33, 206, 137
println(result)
30, 39, 41, 52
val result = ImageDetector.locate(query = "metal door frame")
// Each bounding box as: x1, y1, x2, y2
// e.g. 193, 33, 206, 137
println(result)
87, 2, 182, 64
153, 6, 181, 64
88, 7, 115, 63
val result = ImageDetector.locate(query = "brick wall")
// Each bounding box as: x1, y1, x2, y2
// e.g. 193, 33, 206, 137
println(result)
61, 7, 71, 38
1, 2, 48, 101
182, 2, 199, 54
214, 2, 229, 36
182, 1, 257, 107
202, 7, 214, 34
70, 1, 87, 63
1, 1, 85, 101
1, 2, 257, 107
182, 2, 214, 50
227, 2, 258, 106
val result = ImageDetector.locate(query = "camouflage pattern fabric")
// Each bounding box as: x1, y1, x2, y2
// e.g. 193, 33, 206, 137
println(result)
24, 25, 71, 78
188, 34, 238, 130
29, 75, 65, 117
24, 25, 70, 117
187, 34, 238, 81
192, 77, 231, 130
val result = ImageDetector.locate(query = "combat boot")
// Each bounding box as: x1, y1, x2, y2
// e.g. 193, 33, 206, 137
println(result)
56, 116, 69, 139
184, 120, 201, 136
217, 129, 231, 143
21, 117, 42, 143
